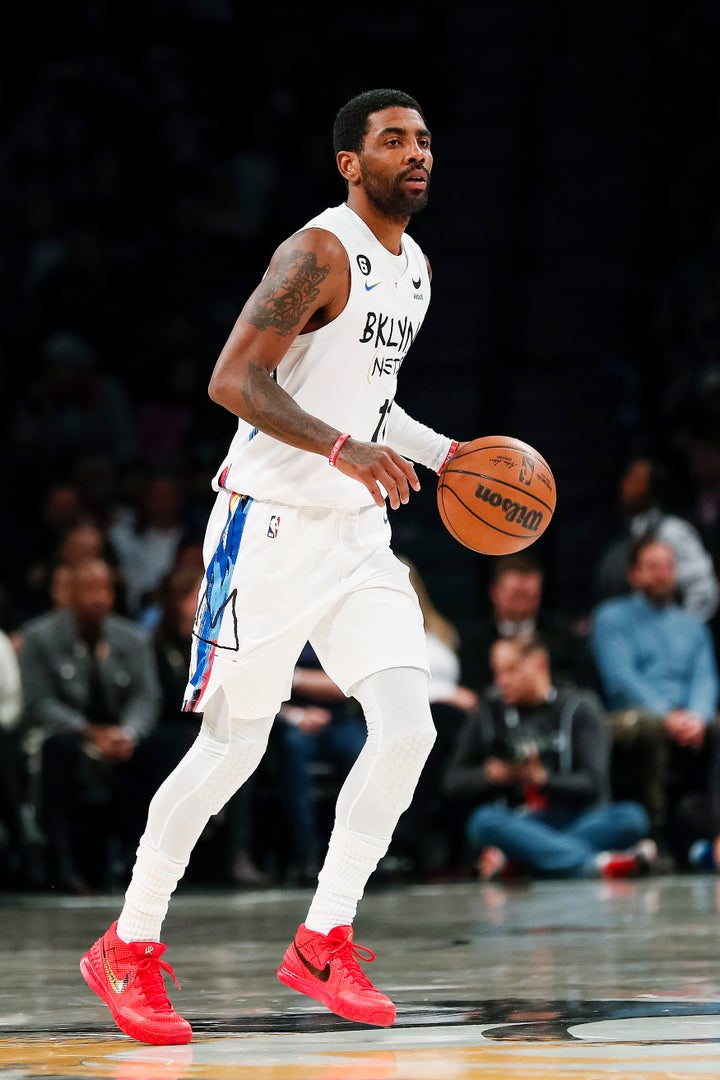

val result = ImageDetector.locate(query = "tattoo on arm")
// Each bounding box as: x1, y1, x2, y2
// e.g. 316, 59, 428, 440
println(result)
238, 359, 332, 445
247, 249, 330, 336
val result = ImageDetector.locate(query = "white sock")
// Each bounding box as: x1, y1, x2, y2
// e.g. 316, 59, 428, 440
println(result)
304, 825, 389, 934
117, 837, 185, 943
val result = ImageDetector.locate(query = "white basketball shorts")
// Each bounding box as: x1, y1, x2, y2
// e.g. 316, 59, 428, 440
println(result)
182, 488, 429, 718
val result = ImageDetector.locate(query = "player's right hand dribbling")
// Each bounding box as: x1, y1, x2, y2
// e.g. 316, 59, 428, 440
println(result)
334, 438, 420, 509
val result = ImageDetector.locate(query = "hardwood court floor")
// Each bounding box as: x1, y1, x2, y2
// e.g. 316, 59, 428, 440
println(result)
1, 873, 720, 1079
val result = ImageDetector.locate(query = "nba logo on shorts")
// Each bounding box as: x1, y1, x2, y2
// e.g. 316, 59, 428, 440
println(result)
267, 514, 280, 539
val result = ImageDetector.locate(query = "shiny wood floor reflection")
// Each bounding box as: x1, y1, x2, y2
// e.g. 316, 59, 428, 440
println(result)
1, 874, 720, 1078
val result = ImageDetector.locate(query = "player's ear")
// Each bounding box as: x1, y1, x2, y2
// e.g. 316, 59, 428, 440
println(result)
337, 151, 359, 183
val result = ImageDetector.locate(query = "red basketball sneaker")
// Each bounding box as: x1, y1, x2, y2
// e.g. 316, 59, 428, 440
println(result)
80, 921, 192, 1045
277, 923, 396, 1027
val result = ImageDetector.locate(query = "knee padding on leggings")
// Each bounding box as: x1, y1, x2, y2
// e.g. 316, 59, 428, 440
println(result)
336, 666, 436, 838
146, 694, 274, 857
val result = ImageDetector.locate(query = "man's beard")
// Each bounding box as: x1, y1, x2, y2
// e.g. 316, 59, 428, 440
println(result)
361, 168, 430, 219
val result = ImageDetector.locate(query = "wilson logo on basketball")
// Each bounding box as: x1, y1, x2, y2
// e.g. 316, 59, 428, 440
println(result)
474, 483, 544, 532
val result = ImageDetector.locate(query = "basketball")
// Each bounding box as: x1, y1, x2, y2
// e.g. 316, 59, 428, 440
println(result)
437, 435, 556, 555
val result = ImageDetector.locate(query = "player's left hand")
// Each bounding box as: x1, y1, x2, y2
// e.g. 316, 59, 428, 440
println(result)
334, 438, 420, 509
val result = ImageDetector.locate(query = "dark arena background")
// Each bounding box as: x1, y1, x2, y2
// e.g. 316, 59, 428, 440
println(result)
2, 3, 720, 1078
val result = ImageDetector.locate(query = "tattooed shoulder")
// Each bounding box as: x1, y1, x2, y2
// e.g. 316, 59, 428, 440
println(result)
247, 248, 331, 337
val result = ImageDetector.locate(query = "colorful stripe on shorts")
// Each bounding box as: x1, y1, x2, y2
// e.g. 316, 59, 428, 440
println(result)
182, 492, 252, 712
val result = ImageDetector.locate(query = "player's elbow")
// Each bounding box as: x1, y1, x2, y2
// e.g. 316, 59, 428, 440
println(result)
208, 368, 231, 406
207, 369, 221, 401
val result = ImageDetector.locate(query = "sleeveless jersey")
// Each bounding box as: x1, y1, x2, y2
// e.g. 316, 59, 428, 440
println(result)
212, 203, 432, 509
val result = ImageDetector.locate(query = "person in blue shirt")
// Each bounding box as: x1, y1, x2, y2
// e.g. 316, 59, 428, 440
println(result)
590, 535, 720, 846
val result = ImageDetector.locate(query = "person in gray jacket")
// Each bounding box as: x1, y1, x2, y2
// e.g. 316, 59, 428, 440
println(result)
19, 557, 159, 891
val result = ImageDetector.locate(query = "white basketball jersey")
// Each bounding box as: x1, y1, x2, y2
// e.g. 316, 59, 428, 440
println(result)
212, 203, 431, 508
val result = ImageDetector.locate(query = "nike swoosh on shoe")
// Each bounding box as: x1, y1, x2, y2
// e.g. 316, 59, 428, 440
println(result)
294, 942, 331, 981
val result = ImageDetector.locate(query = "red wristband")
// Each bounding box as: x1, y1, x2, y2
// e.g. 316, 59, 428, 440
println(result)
329, 433, 351, 467
437, 439, 459, 475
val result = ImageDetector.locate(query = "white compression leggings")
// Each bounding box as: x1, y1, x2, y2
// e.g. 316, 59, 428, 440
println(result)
118, 666, 436, 943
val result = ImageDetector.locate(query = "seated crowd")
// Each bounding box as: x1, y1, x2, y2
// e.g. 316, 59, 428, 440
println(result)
1, 487, 720, 894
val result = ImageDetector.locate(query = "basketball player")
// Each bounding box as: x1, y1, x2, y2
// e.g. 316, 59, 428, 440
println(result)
80, 88, 466, 1044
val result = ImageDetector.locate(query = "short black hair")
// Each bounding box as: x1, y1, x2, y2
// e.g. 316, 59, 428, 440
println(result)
332, 89, 425, 156
489, 553, 543, 584
490, 632, 549, 661
627, 532, 666, 568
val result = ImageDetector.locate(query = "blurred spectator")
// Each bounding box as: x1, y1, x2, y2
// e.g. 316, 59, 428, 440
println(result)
49, 564, 73, 611
19, 481, 92, 616
108, 473, 189, 620
59, 522, 107, 566
38, 481, 88, 543
140, 564, 269, 888
590, 536, 719, 844
18, 558, 159, 892
70, 454, 123, 533
24, 520, 125, 620
275, 642, 366, 885
443, 635, 654, 881
595, 456, 720, 622
401, 555, 479, 714
465, 554, 599, 695
0, 626, 28, 886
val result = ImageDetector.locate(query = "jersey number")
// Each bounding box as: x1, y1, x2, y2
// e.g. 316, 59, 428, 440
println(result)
371, 399, 392, 443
